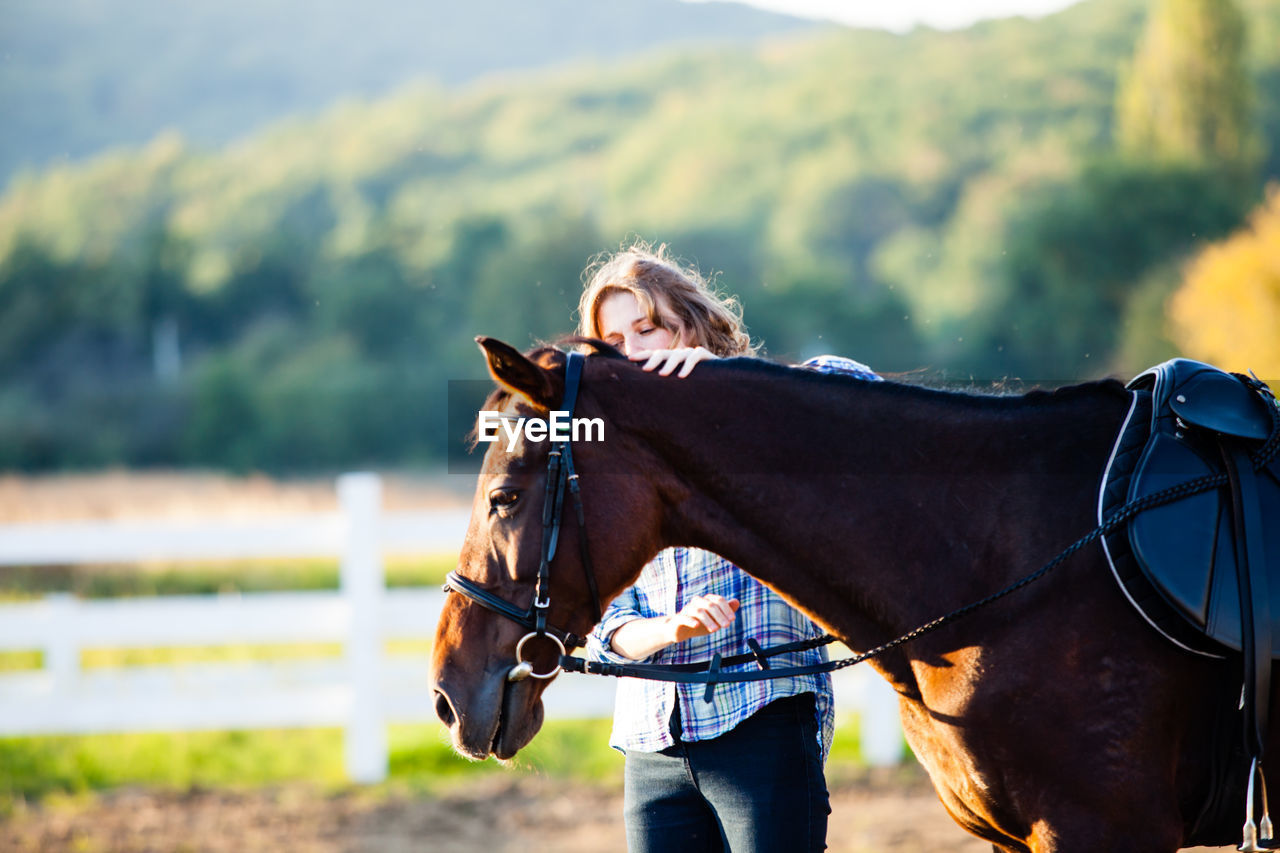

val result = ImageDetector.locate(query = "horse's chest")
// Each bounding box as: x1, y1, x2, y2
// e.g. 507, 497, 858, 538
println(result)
902, 698, 993, 789
900, 699, 1017, 843
899, 657, 1021, 844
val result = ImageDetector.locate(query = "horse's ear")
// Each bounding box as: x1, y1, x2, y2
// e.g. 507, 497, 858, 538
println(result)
476, 337, 556, 409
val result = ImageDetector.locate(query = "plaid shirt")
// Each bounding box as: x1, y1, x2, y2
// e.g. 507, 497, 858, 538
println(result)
587, 355, 880, 758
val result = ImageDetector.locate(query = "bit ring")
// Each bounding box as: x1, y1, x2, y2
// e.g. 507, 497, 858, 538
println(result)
511, 631, 566, 680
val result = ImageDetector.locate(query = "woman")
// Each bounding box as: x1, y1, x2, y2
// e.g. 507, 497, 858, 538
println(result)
577, 243, 880, 852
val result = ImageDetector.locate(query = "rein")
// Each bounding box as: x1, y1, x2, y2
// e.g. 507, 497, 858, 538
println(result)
445, 352, 1244, 701
561, 472, 1227, 702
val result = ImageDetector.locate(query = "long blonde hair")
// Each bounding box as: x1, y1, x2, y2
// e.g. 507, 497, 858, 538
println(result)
576, 242, 757, 357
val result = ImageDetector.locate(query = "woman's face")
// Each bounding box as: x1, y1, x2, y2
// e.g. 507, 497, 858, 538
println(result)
597, 290, 679, 356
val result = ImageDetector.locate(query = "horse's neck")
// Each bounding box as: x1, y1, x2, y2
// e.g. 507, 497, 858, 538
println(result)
600, 366, 1128, 659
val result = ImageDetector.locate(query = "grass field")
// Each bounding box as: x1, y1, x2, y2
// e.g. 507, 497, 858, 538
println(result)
0, 553, 457, 602
0, 715, 874, 815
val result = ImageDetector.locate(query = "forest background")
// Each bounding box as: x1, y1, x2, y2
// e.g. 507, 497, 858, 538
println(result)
2, 0, 1278, 474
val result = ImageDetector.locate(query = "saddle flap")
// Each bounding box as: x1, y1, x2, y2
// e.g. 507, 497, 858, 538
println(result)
1170, 371, 1273, 441
1128, 431, 1223, 627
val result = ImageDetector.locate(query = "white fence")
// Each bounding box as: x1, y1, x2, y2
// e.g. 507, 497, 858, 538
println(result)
0, 473, 903, 782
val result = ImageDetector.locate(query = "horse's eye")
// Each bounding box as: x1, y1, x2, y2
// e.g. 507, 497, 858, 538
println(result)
488, 489, 520, 515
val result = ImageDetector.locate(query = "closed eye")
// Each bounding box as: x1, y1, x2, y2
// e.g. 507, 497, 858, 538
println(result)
488, 488, 520, 516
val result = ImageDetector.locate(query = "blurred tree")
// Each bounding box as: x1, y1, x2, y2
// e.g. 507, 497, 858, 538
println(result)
1116, 0, 1258, 167
183, 351, 262, 472
0, 243, 73, 381
1168, 184, 1280, 376
137, 228, 194, 381
426, 216, 512, 355
311, 248, 424, 361
3, 0, 1279, 471
467, 212, 601, 346
974, 159, 1250, 380
804, 174, 916, 289
1111, 259, 1185, 374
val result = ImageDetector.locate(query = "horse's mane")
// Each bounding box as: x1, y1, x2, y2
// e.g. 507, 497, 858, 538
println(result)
699, 354, 1129, 411
470, 339, 1128, 447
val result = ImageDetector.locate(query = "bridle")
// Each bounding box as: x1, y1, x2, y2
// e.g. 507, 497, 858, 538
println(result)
443, 351, 602, 682
443, 349, 1239, 701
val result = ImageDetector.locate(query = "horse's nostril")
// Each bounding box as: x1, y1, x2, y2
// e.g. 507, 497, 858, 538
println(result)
434, 689, 456, 727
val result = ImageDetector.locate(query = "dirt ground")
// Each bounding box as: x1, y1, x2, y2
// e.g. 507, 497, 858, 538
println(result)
1, 769, 1242, 853
0, 770, 987, 853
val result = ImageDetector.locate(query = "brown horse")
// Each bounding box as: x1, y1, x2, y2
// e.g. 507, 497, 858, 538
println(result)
430, 338, 1267, 852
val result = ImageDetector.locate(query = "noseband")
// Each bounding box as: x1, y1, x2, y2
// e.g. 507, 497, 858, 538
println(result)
443, 351, 603, 681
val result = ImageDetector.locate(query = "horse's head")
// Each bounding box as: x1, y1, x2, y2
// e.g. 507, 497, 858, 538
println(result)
430, 337, 666, 759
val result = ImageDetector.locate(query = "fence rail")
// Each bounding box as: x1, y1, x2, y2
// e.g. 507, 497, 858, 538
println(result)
0, 473, 903, 782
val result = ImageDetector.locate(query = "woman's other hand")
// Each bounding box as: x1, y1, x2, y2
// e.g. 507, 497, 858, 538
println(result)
669, 594, 740, 643
630, 346, 718, 378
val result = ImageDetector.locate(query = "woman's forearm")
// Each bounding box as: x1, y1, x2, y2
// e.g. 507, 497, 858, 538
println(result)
609, 594, 741, 660
609, 615, 678, 660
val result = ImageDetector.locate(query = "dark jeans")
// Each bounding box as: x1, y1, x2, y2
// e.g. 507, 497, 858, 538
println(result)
622, 693, 830, 852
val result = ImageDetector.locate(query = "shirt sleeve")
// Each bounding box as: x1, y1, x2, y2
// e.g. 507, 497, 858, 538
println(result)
801, 354, 882, 381
587, 582, 649, 664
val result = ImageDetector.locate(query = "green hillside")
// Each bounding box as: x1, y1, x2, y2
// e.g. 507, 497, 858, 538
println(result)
0, 0, 817, 183
2, 0, 1277, 471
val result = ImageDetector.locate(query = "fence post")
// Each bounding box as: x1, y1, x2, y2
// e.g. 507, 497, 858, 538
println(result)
338, 472, 387, 784
861, 673, 905, 766
44, 592, 79, 694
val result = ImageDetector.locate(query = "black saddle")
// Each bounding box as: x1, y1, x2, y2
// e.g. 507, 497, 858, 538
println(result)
1100, 358, 1280, 847
1101, 358, 1280, 658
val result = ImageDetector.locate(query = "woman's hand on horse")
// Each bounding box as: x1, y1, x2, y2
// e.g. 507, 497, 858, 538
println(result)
630, 346, 718, 378
670, 594, 741, 643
